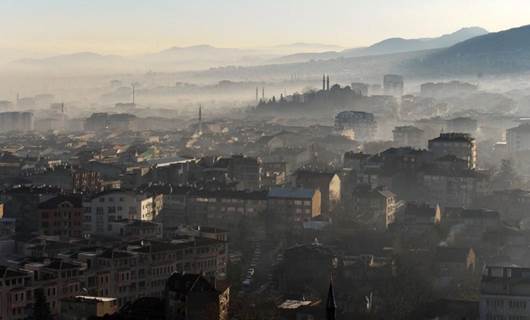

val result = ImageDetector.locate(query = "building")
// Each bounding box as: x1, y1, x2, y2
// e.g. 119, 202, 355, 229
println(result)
428, 133, 477, 169
0, 112, 33, 132
334, 111, 377, 142
37, 194, 83, 238
72, 170, 103, 194
84, 113, 137, 131
83, 190, 155, 236
294, 170, 341, 214
61, 296, 118, 320
15, 258, 86, 316
165, 273, 230, 320
446, 117, 478, 135
107, 219, 163, 240
480, 266, 530, 320
268, 187, 321, 223
383, 74, 404, 96
393, 202, 441, 235
507, 123, 530, 153
0, 265, 32, 320
185, 190, 268, 228
261, 161, 287, 187
85, 236, 227, 308
351, 185, 397, 229
422, 169, 489, 208
215, 155, 261, 191
392, 126, 425, 148
350, 82, 369, 96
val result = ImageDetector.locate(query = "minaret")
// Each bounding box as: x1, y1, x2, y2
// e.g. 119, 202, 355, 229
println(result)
326, 279, 337, 320
322, 74, 326, 91
326, 76, 330, 91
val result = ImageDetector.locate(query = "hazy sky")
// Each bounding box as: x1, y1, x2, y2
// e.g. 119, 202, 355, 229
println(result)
1, 0, 530, 55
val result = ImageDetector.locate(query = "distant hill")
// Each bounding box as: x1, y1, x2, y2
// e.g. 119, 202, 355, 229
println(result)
8, 52, 131, 74
5, 43, 343, 74
272, 27, 488, 64
411, 24, 530, 75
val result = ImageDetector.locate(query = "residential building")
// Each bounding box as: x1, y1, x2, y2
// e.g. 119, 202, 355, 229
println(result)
393, 126, 425, 148
216, 155, 261, 191
428, 133, 477, 169
422, 169, 489, 208
351, 185, 397, 229
88, 237, 227, 307
267, 187, 321, 223
165, 273, 230, 320
38, 194, 83, 238
507, 123, 530, 153
0, 266, 32, 320
334, 111, 377, 142
294, 170, 341, 214
0, 112, 33, 132
446, 117, 478, 135
61, 296, 118, 320
72, 170, 103, 194
480, 266, 530, 320
383, 74, 404, 96
83, 190, 155, 236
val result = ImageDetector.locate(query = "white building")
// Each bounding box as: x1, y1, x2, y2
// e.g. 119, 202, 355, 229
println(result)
507, 123, 530, 153
83, 190, 155, 236
480, 266, 530, 320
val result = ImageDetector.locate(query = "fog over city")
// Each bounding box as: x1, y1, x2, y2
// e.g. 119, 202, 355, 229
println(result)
3, 1, 530, 320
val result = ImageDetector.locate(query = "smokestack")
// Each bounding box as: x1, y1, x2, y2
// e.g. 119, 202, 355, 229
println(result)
262, 87, 265, 100
326, 76, 330, 91
322, 75, 326, 91
131, 83, 136, 104
256, 87, 259, 102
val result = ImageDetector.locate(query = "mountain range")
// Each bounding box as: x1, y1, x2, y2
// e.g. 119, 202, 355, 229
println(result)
2, 27, 487, 75
410, 24, 530, 75
271, 27, 488, 64
199, 24, 530, 79
7, 24, 530, 78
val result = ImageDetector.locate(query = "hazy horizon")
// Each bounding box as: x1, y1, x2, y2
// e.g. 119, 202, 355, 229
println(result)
2, 0, 530, 58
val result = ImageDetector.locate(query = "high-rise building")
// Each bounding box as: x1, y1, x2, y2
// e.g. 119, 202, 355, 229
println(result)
0, 112, 33, 132
383, 74, 404, 96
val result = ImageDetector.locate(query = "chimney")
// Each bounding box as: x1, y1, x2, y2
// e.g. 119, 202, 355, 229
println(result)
326, 76, 330, 91
322, 74, 326, 91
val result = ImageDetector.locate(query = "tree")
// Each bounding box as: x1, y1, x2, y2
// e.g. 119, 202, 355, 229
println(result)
32, 288, 52, 320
